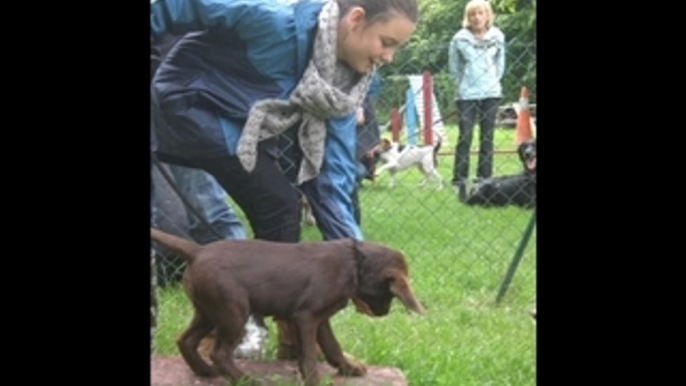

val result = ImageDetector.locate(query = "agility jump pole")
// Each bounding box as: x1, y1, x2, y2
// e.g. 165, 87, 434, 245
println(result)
422, 71, 433, 146
405, 87, 417, 145
385, 71, 443, 146
390, 108, 402, 142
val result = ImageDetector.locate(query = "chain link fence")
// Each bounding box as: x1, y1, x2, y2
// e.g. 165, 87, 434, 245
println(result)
151, 26, 536, 374
352, 35, 537, 308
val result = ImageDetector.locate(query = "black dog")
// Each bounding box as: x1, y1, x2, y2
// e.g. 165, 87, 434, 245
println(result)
463, 138, 536, 208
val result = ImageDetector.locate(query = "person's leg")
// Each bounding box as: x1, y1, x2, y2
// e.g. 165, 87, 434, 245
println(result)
192, 144, 301, 244
352, 186, 361, 225
150, 159, 157, 356
453, 99, 478, 200
168, 164, 247, 244
151, 163, 194, 286
476, 97, 500, 181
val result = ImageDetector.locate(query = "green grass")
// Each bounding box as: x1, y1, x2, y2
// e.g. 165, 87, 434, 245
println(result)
154, 126, 536, 386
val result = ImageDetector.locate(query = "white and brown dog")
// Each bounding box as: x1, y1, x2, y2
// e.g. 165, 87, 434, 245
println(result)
372, 138, 444, 189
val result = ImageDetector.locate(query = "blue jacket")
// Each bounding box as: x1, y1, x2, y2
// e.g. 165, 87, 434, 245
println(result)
448, 26, 505, 101
151, 0, 364, 241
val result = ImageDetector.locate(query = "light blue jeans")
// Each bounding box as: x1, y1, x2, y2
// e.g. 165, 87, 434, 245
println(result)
157, 164, 246, 244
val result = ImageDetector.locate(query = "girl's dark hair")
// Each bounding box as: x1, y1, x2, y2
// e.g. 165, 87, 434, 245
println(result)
337, 0, 419, 24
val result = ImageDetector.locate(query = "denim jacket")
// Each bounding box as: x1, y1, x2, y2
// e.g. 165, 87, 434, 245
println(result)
448, 26, 505, 101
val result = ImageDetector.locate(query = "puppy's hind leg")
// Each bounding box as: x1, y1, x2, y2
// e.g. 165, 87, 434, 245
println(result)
177, 311, 219, 377
417, 167, 434, 189
431, 169, 444, 190
417, 167, 429, 188
210, 315, 258, 385
417, 177, 429, 188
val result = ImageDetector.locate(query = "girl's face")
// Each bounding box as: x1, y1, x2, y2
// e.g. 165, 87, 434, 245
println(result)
468, 7, 489, 32
338, 8, 416, 74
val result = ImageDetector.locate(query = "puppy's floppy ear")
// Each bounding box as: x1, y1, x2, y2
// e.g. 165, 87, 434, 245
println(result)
386, 268, 425, 315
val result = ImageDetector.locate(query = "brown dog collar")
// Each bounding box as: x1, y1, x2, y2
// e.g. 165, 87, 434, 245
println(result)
350, 239, 375, 316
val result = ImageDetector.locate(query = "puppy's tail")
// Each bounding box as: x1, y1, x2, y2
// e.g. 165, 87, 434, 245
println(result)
150, 228, 201, 263
432, 137, 442, 168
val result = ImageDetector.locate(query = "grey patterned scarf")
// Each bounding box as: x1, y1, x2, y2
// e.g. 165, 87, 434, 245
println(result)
237, 0, 373, 184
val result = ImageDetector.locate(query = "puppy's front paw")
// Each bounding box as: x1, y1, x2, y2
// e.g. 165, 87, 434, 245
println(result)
337, 359, 367, 377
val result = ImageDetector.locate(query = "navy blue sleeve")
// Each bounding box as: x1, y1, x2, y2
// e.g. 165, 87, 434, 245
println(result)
151, 0, 290, 41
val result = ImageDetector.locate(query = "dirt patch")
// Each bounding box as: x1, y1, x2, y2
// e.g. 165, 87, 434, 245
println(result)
151, 356, 408, 386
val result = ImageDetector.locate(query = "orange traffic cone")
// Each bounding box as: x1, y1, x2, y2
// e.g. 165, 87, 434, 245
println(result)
515, 86, 533, 145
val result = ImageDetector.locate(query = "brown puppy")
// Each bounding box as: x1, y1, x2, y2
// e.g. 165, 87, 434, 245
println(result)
150, 228, 425, 386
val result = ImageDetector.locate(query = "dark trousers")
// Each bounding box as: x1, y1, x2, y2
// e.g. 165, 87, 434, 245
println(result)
352, 186, 360, 225
452, 97, 501, 185
150, 157, 157, 354
189, 143, 301, 243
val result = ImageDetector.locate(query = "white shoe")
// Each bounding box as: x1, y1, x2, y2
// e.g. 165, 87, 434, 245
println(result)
234, 316, 268, 359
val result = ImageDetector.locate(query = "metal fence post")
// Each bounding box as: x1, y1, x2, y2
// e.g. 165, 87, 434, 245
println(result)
496, 208, 536, 305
